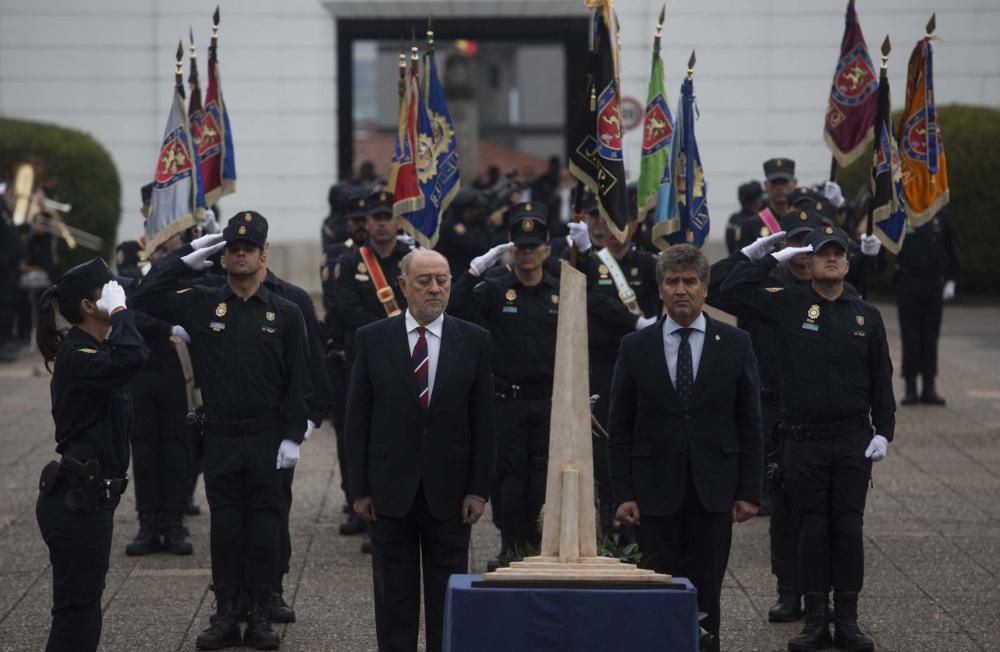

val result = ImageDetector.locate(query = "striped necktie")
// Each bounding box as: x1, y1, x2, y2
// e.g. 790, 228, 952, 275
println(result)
412, 326, 429, 409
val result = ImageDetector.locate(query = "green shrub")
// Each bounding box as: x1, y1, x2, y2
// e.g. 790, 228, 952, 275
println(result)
0, 118, 121, 272
837, 104, 1000, 295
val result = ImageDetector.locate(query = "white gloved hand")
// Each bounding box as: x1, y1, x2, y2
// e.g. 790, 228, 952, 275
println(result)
96, 280, 127, 315
171, 325, 190, 343
200, 209, 221, 235
864, 434, 889, 462
771, 245, 813, 263
276, 439, 301, 469
396, 232, 417, 250
190, 232, 224, 251
302, 419, 316, 441
860, 234, 882, 256
181, 240, 226, 270
942, 280, 956, 301
822, 180, 845, 208
567, 222, 592, 253
470, 243, 515, 276
635, 315, 657, 330
741, 231, 787, 261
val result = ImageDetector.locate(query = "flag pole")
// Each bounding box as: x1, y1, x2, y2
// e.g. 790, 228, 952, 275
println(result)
862, 35, 890, 300
175, 41, 184, 88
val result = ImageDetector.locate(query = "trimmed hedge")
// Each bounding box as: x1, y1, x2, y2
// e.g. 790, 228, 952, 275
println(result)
837, 104, 1000, 295
0, 118, 120, 271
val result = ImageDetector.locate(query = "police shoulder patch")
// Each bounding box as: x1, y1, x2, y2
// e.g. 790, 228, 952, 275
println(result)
76, 347, 98, 354
765, 287, 785, 293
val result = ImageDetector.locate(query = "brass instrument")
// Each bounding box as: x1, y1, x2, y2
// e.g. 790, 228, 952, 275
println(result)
6, 162, 103, 251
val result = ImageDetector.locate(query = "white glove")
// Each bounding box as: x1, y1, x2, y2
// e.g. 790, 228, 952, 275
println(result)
200, 209, 221, 235
942, 280, 956, 301
860, 234, 882, 256
822, 180, 845, 208
771, 245, 813, 263
190, 232, 224, 251
864, 434, 889, 462
181, 239, 226, 270
96, 280, 127, 315
171, 325, 190, 343
303, 419, 316, 442
470, 243, 515, 276
635, 315, 657, 330
396, 232, 417, 250
741, 231, 787, 261
276, 439, 301, 469
567, 222, 592, 253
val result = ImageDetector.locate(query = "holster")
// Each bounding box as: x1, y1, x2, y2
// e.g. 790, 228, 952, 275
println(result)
61, 456, 105, 513
39, 461, 63, 496
766, 421, 786, 496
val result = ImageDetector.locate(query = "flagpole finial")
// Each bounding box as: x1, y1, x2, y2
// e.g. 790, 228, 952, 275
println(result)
189, 27, 197, 59
427, 14, 434, 53
655, 4, 665, 41
411, 45, 419, 63
175, 41, 184, 85
925, 12, 936, 37
211, 6, 220, 49
880, 35, 891, 69
687, 50, 696, 79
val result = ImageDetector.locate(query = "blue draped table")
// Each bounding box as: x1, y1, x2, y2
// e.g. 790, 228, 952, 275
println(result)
442, 573, 699, 652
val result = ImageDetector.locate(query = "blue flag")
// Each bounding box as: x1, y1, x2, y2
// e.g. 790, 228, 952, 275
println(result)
399, 51, 460, 249
651, 77, 709, 250
870, 69, 907, 254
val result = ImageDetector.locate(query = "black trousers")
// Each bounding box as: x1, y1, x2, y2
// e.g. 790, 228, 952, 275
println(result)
36, 486, 119, 652
327, 353, 350, 498
765, 401, 798, 591
896, 276, 944, 381
589, 350, 616, 538
370, 486, 470, 652
637, 474, 732, 652
494, 398, 551, 554
278, 466, 294, 580
203, 430, 283, 589
128, 361, 190, 514
785, 430, 872, 594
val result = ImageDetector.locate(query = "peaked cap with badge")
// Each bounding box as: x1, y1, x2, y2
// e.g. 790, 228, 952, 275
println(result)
508, 202, 550, 246
223, 211, 268, 248
763, 158, 795, 182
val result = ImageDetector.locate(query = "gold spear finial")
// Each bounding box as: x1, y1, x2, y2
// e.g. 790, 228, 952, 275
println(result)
189, 27, 197, 59
926, 12, 936, 37
880, 35, 891, 69
687, 49, 696, 79
175, 41, 184, 85
427, 14, 434, 53
655, 4, 665, 40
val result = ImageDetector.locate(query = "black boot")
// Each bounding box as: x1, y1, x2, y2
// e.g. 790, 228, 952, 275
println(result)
269, 577, 296, 623
160, 511, 194, 555
186, 494, 202, 516
125, 511, 161, 556
768, 584, 802, 622
787, 592, 832, 651
900, 377, 919, 406
196, 585, 243, 650
243, 586, 280, 650
919, 376, 946, 405
832, 592, 874, 651
339, 511, 365, 536
360, 529, 373, 554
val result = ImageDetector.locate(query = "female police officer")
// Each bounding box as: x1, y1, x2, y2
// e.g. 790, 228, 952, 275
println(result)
35, 258, 149, 652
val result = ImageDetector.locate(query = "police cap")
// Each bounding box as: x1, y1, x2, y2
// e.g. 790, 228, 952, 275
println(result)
115, 240, 143, 279
763, 158, 795, 182
367, 190, 394, 217
346, 193, 369, 220
223, 211, 269, 248
508, 202, 549, 246
779, 209, 824, 240
738, 181, 764, 205
52, 258, 115, 306
805, 224, 850, 253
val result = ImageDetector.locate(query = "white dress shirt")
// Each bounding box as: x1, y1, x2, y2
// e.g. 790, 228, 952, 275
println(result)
405, 310, 444, 403
662, 312, 707, 385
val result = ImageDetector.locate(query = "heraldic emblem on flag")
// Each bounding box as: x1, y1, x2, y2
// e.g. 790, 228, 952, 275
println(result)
824, 0, 879, 167
637, 10, 674, 219
870, 39, 907, 255
390, 53, 426, 219
201, 7, 236, 206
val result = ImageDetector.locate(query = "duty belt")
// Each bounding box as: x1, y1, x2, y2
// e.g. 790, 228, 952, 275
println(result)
58, 455, 129, 499
494, 377, 552, 401
203, 412, 282, 437
777, 414, 872, 440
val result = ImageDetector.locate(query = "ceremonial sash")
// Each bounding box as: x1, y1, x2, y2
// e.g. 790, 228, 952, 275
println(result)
359, 246, 402, 317
172, 340, 201, 412
758, 208, 781, 235
596, 247, 641, 316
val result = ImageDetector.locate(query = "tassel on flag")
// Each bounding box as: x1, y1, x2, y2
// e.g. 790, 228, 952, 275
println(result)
201, 6, 236, 206
636, 5, 674, 220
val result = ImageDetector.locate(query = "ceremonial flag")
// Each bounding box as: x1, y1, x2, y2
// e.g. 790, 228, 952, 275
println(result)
898, 28, 948, 227
146, 45, 206, 254
651, 64, 709, 250
397, 45, 460, 249
201, 8, 236, 206
636, 9, 674, 219
389, 55, 425, 219
568, 1, 629, 243
824, 0, 879, 168
870, 44, 907, 254
186, 30, 208, 196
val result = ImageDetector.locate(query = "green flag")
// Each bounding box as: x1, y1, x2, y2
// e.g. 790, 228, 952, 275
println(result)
637, 38, 674, 217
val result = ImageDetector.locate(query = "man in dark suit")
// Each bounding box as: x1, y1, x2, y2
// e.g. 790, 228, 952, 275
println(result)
607, 244, 763, 652
346, 249, 495, 652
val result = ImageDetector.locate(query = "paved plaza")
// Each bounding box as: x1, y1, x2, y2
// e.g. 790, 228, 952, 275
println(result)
1, 301, 999, 651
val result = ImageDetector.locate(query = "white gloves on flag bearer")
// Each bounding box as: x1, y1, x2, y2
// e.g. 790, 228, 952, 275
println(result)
470, 243, 514, 276
741, 231, 786, 261
865, 434, 889, 462
96, 280, 127, 316
567, 222, 592, 253
181, 233, 225, 270
277, 439, 300, 469
860, 234, 882, 256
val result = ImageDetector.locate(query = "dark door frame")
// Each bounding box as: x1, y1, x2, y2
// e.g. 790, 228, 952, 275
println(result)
335, 17, 590, 178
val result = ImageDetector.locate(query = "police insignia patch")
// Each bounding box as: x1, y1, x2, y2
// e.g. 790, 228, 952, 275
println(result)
357, 262, 367, 273
505, 289, 516, 302
523, 220, 535, 232
215, 302, 228, 318
825, 226, 834, 235
525, 203, 533, 212
807, 304, 820, 320
760, 226, 770, 237
454, 223, 467, 235
238, 225, 247, 235
598, 264, 609, 276
266, 311, 275, 322
856, 315, 865, 326
77, 347, 98, 354
244, 212, 253, 222
800, 211, 808, 221
630, 267, 639, 276
551, 294, 559, 304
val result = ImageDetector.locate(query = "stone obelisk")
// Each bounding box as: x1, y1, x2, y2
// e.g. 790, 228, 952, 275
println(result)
482, 261, 671, 584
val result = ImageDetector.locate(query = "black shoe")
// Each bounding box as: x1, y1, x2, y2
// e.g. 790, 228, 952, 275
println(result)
244, 587, 280, 650
339, 512, 366, 536
185, 495, 202, 516
196, 585, 243, 650
125, 511, 161, 556
832, 592, 874, 651
269, 590, 296, 623
787, 592, 833, 651
920, 378, 946, 406
360, 532, 373, 554
161, 512, 194, 555
900, 377, 919, 406
768, 586, 802, 623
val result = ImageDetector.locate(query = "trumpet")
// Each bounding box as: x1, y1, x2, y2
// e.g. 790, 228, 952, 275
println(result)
8, 162, 103, 251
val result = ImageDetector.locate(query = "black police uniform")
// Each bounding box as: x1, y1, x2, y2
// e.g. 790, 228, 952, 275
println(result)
0, 208, 24, 359
36, 259, 149, 652
436, 194, 506, 275
584, 245, 659, 535
712, 226, 895, 649
726, 181, 766, 254
449, 205, 558, 556
894, 211, 959, 404
131, 212, 310, 647
760, 158, 796, 235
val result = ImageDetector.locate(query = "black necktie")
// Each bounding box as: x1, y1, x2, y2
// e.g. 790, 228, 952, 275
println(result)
676, 328, 694, 405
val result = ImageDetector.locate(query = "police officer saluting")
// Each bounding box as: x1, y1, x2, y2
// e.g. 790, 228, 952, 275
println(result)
35, 259, 149, 652
712, 225, 895, 652
131, 215, 310, 651
450, 203, 559, 564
